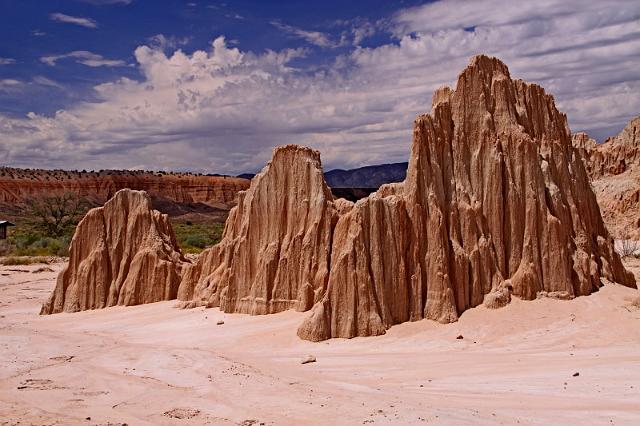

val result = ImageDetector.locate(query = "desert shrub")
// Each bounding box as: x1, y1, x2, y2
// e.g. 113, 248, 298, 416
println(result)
184, 235, 207, 249
0, 240, 15, 256
4, 223, 73, 257
172, 221, 224, 254
618, 239, 640, 258
614, 229, 640, 258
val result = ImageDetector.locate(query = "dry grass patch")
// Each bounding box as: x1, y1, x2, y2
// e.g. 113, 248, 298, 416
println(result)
0, 256, 51, 266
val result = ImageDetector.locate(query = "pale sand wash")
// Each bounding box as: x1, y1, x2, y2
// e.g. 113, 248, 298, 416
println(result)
1, 262, 639, 425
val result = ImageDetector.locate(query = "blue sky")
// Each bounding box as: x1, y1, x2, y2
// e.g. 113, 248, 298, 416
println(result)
1, 0, 639, 174
0, 0, 421, 116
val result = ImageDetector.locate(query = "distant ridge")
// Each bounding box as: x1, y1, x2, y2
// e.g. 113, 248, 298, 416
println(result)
238, 162, 409, 189
324, 162, 408, 188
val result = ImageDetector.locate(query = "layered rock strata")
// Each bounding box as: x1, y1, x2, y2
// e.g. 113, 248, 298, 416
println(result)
0, 168, 248, 208
40, 189, 187, 314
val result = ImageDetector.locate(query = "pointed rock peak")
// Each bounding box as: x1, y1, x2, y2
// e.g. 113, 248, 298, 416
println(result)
610, 115, 640, 146
40, 188, 186, 315
431, 86, 452, 109
429, 52, 569, 145
572, 132, 597, 150
465, 54, 512, 80
297, 55, 635, 342
176, 143, 338, 314
272, 144, 322, 163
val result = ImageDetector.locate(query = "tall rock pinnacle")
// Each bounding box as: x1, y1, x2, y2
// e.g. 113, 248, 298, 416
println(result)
298, 55, 635, 340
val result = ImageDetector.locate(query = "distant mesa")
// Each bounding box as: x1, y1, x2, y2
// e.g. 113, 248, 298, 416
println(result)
40, 189, 187, 314
0, 168, 250, 220
40, 55, 636, 341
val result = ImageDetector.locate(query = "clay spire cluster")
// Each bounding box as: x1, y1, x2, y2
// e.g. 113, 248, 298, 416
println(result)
41, 56, 636, 343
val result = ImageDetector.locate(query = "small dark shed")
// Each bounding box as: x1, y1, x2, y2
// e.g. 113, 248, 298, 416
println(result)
0, 221, 15, 239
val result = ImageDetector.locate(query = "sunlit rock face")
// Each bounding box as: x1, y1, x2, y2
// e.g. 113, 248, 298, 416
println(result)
177, 145, 341, 314
298, 55, 636, 341
572, 116, 640, 240
572, 116, 640, 180
41, 189, 187, 315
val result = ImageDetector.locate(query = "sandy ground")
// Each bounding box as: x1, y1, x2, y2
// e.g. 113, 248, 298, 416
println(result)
1, 262, 640, 425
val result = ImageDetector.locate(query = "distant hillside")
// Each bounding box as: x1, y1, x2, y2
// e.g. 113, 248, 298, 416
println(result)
236, 173, 256, 180
0, 167, 250, 222
324, 162, 408, 188
239, 162, 409, 189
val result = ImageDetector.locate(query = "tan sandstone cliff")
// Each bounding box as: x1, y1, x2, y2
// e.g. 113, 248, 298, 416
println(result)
571, 117, 640, 240
0, 168, 249, 209
40, 189, 187, 314
176, 145, 343, 314
296, 55, 636, 340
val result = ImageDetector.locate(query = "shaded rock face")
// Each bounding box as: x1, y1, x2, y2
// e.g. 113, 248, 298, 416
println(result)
40, 189, 186, 314
177, 145, 340, 314
573, 116, 640, 180
297, 55, 636, 341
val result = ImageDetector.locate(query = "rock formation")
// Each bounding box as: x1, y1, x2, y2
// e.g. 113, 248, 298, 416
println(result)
176, 145, 341, 314
40, 189, 187, 314
573, 116, 640, 180
297, 55, 636, 341
44, 56, 634, 339
572, 116, 640, 239
0, 167, 249, 210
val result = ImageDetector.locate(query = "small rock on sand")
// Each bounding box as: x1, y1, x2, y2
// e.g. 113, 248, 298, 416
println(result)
216, 320, 224, 325
301, 355, 316, 364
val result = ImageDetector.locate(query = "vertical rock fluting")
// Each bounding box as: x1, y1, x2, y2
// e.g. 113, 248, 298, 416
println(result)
40, 189, 187, 314
176, 145, 341, 314
297, 55, 636, 341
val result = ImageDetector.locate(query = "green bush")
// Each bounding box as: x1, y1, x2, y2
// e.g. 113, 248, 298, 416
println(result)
3, 222, 73, 257
184, 235, 208, 249
172, 221, 224, 254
